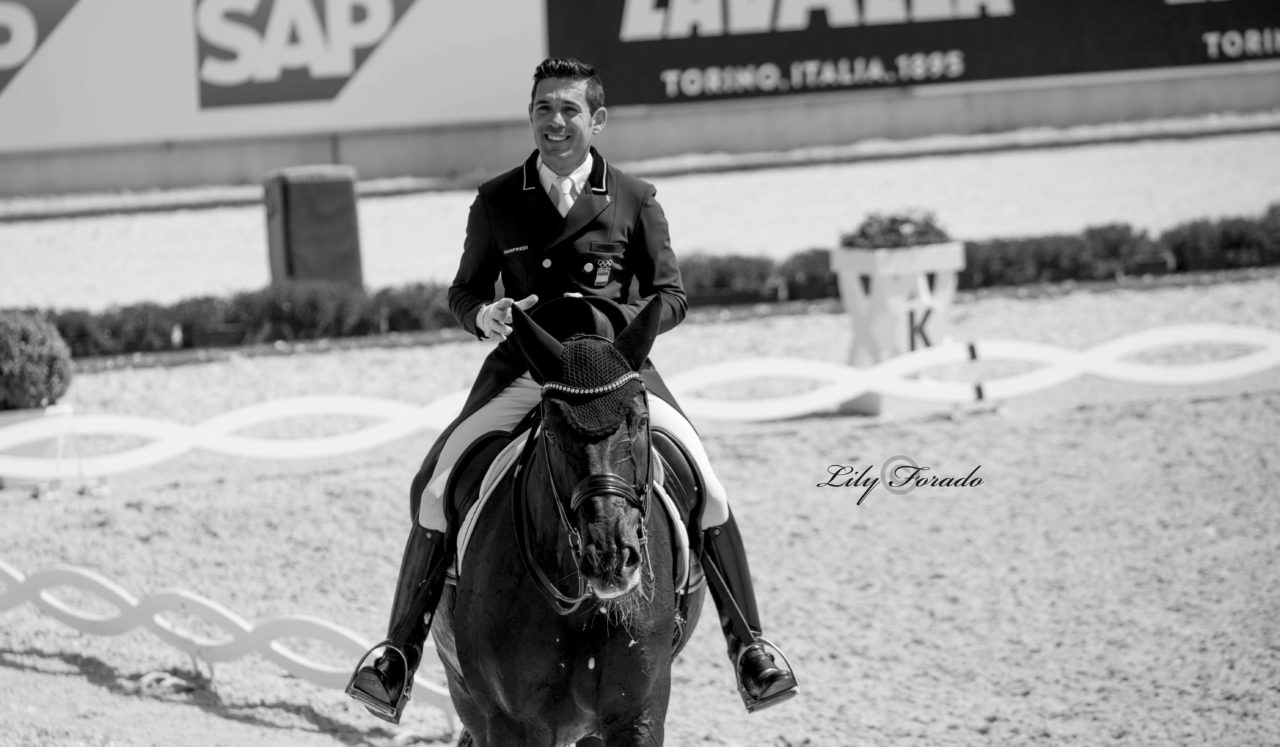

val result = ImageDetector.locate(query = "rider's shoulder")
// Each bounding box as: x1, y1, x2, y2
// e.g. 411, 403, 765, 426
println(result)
476, 163, 526, 198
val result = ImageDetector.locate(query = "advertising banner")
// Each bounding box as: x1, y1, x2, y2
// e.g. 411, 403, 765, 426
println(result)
194, 0, 421, 109
0, 0, 544, 154
546, 0, 1280, 106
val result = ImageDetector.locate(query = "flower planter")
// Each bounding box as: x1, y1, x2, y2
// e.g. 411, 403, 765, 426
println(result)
831, 241, 966, 415
832, 241, 966, 279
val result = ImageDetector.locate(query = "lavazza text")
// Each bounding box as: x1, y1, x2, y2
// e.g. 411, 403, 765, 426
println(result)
619, 0, 1015, 39
621, 0, 1007, 99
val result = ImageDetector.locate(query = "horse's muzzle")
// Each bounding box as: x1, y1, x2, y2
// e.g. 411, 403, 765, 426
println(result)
578, 536, 643, 598
572, 478, 646, 599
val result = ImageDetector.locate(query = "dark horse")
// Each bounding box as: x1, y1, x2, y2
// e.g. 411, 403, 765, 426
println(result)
431, 299, 707, 746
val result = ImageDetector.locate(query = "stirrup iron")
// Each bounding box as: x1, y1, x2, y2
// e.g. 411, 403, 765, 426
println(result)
735, 637, 798, 713
345, 640, 414, 724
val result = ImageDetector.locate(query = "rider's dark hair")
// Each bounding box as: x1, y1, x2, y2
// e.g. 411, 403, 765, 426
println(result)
531, 57, 605, 113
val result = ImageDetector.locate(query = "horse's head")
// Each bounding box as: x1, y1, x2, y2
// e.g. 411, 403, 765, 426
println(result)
512, 299, 664, 602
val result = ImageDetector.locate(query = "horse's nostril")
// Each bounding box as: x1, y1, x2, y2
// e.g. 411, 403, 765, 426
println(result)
622, 545, 640, 570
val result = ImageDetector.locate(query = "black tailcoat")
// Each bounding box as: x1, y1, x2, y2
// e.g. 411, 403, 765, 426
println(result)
409, 148, 689, 515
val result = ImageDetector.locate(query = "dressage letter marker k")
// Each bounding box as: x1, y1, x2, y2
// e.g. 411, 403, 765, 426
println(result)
909, 308, 932, 351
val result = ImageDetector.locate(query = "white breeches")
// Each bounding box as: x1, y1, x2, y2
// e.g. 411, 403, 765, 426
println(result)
416, 373, 730, 531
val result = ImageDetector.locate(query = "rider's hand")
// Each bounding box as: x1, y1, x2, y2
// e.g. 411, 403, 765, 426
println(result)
477, 294, 538, 341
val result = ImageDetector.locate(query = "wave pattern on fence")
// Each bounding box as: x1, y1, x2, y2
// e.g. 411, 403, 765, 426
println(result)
1, 326, 1278, 481
668, 323, 1280, 421
0, 393, 468, 480
0, 558, 455, 724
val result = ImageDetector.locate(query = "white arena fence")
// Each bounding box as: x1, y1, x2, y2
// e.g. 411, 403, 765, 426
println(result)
3, 325, 1278, 481
1, 323, 1278, 721
667, 323, 1280, 421
0, 557, 458, 729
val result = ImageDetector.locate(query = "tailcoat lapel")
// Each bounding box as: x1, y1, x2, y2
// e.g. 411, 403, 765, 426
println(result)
518, 151, 565, 243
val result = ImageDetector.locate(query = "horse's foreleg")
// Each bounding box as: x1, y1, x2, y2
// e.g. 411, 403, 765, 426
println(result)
466, 715, 554, 747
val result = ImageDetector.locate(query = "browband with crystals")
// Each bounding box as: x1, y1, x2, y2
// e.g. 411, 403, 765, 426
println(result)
542, 371, 642, 398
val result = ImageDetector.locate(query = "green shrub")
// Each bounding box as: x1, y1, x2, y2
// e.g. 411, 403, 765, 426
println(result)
1160, 211, 1280, 271
371, 283, 453, 333
961, 223, 1168, 288
0, 311, 74, 410
1162, 219, 1228, 270
1262, 203, 1280, 259
777, 248, 836, 300
50, 309, 119, 358
680, 254, 775, 295
227, 281, 372, 343
1081, 223, 1159, 276
108, 302, 181, 354
1219, 217, 1272, 268
171, 296, 233, 330
961, 235, 1094, 288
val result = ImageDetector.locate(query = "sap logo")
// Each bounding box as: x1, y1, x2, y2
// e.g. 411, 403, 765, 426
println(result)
195, 0, 417, 108
0, 0, 80, 97
621, 0, 1015, 40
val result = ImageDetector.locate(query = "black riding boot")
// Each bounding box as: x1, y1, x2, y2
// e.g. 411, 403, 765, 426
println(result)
702, 512, 799, 712
347, 523, 452, 724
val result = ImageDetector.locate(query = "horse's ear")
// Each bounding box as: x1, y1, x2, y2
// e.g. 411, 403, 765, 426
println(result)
613, 299, 663, 371
511, 303, 564, 383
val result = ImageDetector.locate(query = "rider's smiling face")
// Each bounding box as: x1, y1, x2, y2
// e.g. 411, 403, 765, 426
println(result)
529, 78, 606, 176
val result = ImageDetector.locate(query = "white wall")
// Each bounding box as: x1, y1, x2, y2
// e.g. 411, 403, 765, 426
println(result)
1, 0, 1277, 197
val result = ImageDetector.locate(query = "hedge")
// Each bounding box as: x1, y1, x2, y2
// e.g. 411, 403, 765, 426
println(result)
0, 311, 73, 409
31, 282, 453, 359
5, 203, 1277, 360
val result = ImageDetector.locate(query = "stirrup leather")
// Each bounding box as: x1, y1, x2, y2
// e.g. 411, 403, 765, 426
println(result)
346, 641, 414, 724
734, 637, 799, 713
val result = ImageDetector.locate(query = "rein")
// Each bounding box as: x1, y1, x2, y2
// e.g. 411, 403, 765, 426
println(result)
512, 373, 654, 616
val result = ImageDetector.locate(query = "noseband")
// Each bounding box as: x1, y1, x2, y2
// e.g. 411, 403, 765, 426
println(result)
568, 473, 646, 514
514, 372, 653, 615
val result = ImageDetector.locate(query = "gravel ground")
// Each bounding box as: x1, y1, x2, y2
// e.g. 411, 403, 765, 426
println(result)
1, 270, 1278, 746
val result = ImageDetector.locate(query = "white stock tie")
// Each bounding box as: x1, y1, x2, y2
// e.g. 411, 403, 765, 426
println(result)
552, 176, 576, 217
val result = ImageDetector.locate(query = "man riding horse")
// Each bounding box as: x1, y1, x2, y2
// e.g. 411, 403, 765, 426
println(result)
349, 57, 798, 722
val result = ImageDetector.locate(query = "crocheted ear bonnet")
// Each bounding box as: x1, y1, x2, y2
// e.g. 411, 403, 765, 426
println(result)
544, 335, 644, 437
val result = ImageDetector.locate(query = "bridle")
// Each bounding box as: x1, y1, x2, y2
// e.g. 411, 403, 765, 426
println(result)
513, 371, 654, 615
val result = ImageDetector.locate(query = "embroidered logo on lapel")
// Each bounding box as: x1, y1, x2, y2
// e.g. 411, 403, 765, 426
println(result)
504, 245, 529, 255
